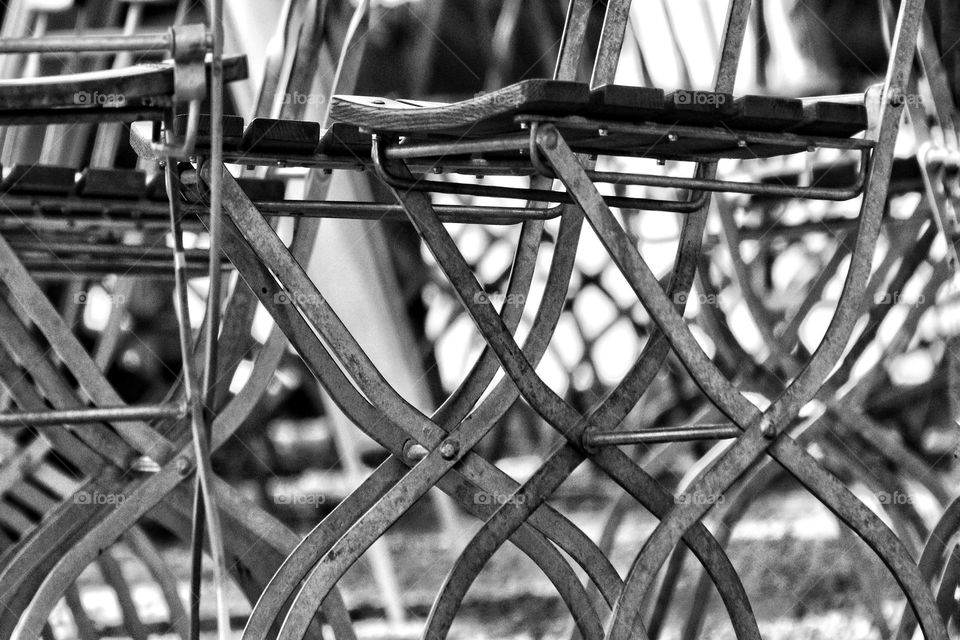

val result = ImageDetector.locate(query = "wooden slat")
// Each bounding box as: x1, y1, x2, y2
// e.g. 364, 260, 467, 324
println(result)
588, 84, 666, 120
145, 172, 168, 201
661, 90, 736, 125
791, 102, 867, 137
726, 95, 805, 131
3, 165, 76, 194
318, 123, 372, 156
77, 168, 146, 199
330, 79, 590, 135
175, 113, 245, 149
237, 178, 286, 201
240, 118, 321, 154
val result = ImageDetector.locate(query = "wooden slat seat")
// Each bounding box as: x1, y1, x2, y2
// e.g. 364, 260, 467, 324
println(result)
181, 173, 287, 204
175, 113, 245, 149
0, 55, 248, 123
318, 123, 373, 156
589, 85, 666, 119
146, 173, 169, 202
329, 80, 869, 162
2, 166, 76, 195
661, 90, 736, 126
727, 96, 805, 132
330, 79, 590, 136
791, 102, 869, 137
77, 169, 146, 199
128, 85, 870, 169
236, 178, 286, 201
240, 118, 321, 155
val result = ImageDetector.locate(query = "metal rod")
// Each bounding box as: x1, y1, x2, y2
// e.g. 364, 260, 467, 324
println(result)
0, 108, 168, 126
384, 133, 530, 160
583, 424, 742, 447
800, 91, 877, 106
735, 214, 923, 240
580, 150, 868, 200
531, 148, 870, 202
192, 0, 230, 636
18, 257, 230, 272
0, 32, 175, 54
373, 136, 708, 213
517, 115, 875, 151
0, 403, 186, 427
0, 196, 562, 224
10, 241, 215, 259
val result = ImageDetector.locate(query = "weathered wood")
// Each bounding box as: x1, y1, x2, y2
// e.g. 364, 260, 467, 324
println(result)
77, 168, 146, 199
791, 101, 868, 137
589, 84, 666, 119
237, 177, 286, 201
175, 113, 245, 148
662, 89, 736, 125
2, 165, 76, 194
318, 122, 372, 156
240, 117, 321, 154
330, 79, 590, 135
727, 95, 805, 131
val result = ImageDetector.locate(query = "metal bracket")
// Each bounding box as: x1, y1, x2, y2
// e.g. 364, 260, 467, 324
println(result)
172, 24, 209, 103
918, 141, 960, 273
151, 24, 211, 159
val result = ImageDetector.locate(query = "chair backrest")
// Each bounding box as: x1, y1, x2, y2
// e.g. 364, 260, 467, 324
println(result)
552, 0, 632, 85
560, 0, 752, 93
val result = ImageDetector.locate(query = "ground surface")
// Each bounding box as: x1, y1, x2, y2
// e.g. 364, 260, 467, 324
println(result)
48, 472, 941, 639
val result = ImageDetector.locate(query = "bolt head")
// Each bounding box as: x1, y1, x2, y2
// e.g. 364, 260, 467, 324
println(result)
176, 457, 192, 475
759, 418, 777, 439
539, 128, 559, 150
439, 440, 460, 460
406, 442, 429, 461
131, 456, 160, 473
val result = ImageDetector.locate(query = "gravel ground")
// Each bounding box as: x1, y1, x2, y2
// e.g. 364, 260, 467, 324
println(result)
49, 484, 933, 639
